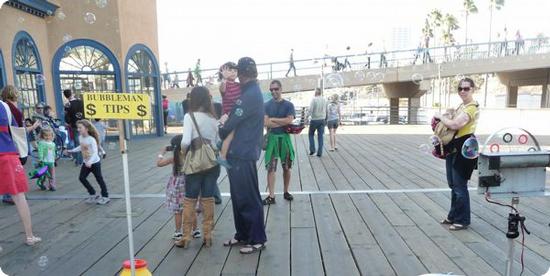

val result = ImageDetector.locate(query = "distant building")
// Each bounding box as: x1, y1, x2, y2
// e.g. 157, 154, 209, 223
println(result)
0, 0, 163, 137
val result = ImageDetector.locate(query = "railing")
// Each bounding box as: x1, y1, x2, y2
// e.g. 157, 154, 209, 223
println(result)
161, 36, 550, 89
293, 105, 428, 125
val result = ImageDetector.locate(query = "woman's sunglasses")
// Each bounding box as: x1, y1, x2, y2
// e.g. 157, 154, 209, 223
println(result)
458, 87, 471, 92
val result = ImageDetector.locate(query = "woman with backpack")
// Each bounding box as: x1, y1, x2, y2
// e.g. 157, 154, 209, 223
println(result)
433, 77, 480, 231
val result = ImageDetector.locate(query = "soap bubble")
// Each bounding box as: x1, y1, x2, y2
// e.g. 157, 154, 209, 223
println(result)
454, 74, 465, 82
95, 0, 108, 8
36, 74, 46, 86
412, 73, 423, 85
234, 108, 243, 117
354, 70, 366, 81
84, 12, 96, 24
64, 46, 72, 53
37, 255, 48, 270
235, 99, 242, 106
108, 142, 116, 150
62, 34, 72, 43
324, 73, 344, 88
18, 17, 25, 23
461, 136, 479, 159
293, 84, 301, 91
56, 10, 66, 20
47, 10, 53, 16
372, 72, 385, 82
418, 144, 431, 155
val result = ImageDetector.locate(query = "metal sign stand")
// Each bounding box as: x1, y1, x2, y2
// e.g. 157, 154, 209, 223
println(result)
118, 119, 135, 276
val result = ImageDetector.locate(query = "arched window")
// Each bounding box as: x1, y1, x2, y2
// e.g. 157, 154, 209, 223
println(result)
52, 39, 122, 136
12, 32, 44, 119
125, 44, 161, 136
58, 45, 117, 94
0, 49, 6, 88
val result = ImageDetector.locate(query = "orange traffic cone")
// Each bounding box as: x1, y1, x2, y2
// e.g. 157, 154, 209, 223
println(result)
119, 259, 152, 276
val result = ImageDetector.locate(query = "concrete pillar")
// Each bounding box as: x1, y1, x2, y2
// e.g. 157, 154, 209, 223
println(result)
506, 85, 518, 108
390, 98, 400, 125
408, 97, 421, 124
541, 84, 549, 108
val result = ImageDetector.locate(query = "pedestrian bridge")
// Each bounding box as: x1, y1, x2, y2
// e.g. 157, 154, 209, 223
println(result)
162, 37, 550, 123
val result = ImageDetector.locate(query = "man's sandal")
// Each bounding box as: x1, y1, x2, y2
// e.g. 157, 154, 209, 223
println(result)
223, 238, 245, 247
239, 243, 266, 254
449, 224, 468, 231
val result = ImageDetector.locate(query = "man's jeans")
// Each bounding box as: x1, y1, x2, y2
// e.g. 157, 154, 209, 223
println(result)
308, 120, 325, 156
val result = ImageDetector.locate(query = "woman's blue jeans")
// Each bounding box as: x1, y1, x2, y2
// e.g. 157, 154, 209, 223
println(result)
445, 153, 471, 225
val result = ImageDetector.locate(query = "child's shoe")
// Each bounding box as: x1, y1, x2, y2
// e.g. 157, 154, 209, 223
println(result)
85, 195, 99, 204
192, 229, 202, 239
173, 231, 183, 240
96, 197, 110, 205
48, 180, 56, 191
216, 157, 232, 169
36, 179, 46, 191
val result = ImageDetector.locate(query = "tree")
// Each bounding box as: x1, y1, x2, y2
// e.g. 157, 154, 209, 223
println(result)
463, 0, 478, 44
423, 9, 443, 47
442, 14, 460, 46
488, 0, 505, 45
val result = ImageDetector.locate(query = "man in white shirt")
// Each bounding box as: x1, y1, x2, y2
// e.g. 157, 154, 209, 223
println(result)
308, 88, 327, 157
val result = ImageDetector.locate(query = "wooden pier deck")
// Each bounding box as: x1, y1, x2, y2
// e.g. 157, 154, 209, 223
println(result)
1, 128, 550, 276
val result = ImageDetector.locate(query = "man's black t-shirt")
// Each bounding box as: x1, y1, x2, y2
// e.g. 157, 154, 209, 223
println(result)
64, 99, 85, 128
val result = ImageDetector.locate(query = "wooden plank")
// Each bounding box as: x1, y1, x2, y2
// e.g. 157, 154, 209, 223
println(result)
153, 199, 231, 275
329, 194, 395, 276
289, 195, 324, 276
310, 194, 360, 276
350, 194, 427, 276
81, 206, 171, 276
184, 200, 234, 276
257, 197, 291, 276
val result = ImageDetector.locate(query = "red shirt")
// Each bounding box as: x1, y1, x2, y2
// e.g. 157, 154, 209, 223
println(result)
222, 81, 241, 115
162, 99, 169, 110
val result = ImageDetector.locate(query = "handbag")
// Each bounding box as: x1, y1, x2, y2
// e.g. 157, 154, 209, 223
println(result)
0, 101, 28, 158
182, 112, 217, 175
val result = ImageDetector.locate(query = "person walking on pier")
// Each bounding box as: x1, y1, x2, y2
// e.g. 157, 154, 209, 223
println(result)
194, 59, 203, 86
285, 49, 297, 77
219, 57, 267, 254
263, 80, 295, 205
434, 77, 479, 231
327, 94, 341, 151
308, 88, 327, 157
0, 99, 41, 246
186, 68, 195, 87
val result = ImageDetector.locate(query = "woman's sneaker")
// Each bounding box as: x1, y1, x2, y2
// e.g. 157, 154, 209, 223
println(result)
85, 195, 99, 204
96, 197, 110, 205
173, 231, 183, 240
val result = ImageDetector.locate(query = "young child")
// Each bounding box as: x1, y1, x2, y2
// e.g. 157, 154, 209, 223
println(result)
217, 62, 241, 169
156, 135, 201, 241
65, 119, 110, 205
37, 128, 57, 191
92, 119, 107, 158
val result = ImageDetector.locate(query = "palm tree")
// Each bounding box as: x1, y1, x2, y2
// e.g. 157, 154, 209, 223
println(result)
488, 0, 505, 47
463, 0, 478, 44
428, 9, 443, 47
484, 0, 504, 107
441, 14, 460, 61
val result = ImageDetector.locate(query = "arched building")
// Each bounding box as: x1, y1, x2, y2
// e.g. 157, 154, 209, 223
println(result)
0, 0, 163, 137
